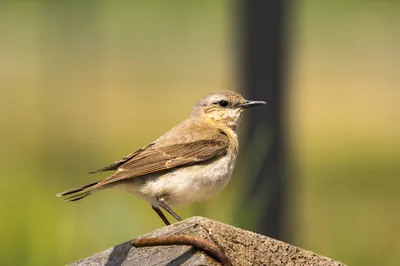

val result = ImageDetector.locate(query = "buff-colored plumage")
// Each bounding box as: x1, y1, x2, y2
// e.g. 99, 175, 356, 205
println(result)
57, 90, 266, 224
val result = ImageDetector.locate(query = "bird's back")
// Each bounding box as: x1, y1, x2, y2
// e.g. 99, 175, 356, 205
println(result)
115, 117, 240, 206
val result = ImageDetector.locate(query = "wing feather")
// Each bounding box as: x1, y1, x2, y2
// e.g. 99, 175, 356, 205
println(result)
98, 124, 229, 186
87, 143, 155, 174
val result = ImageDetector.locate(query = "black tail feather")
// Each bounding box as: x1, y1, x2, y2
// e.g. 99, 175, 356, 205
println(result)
57, 181, 99, 197
67, 193, 90, 202
57, 181, 100, 201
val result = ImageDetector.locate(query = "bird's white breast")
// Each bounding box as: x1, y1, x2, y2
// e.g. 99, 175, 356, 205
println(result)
117, 151, 237, 207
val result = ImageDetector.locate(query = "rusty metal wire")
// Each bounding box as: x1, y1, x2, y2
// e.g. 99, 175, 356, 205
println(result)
131, 235, 232, 266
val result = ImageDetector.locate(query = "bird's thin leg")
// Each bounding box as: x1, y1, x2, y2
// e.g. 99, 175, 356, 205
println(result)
152, 205, 171, 225
157, 197, 183, 221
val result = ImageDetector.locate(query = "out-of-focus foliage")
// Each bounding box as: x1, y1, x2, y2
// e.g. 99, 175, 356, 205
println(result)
0, 1, 233, 265
290, 2, 400, 266
0, 1, 398, 266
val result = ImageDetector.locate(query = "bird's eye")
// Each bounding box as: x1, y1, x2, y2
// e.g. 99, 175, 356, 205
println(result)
218, 100, 229, 107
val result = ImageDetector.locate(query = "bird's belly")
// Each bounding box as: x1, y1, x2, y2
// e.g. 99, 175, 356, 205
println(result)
135, 154, 237, 206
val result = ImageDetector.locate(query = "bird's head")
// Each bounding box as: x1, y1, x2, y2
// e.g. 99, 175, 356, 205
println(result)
191, 90, 266, 130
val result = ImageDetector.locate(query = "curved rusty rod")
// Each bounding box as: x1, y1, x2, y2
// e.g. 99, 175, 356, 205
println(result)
131, 235, 232, 266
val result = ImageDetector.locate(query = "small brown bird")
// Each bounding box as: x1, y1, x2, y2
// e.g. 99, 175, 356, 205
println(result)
57, 90, 266, 225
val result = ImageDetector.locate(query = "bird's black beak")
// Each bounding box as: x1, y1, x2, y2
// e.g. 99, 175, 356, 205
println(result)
239, 100, 267, 109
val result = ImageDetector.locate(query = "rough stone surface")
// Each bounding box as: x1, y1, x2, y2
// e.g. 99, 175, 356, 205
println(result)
71, 216, 345, 266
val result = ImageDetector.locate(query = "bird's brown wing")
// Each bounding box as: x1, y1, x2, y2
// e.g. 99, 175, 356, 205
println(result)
87, 143, 155, 174
97, 129, 230, 187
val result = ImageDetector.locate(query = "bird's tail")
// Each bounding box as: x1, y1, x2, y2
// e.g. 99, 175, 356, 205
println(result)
56, 181, 101, 201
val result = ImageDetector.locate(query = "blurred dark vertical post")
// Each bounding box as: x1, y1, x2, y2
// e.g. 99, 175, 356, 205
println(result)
237, 0, 289, 240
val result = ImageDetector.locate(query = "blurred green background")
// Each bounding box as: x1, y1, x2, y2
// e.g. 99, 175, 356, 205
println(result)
1, 1, 399, 265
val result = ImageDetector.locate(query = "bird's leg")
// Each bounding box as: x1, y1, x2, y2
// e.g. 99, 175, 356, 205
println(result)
157, 197, 183, 221
152, 205, 171, 225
